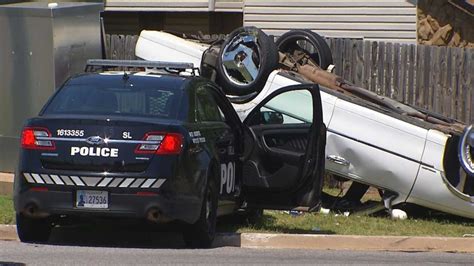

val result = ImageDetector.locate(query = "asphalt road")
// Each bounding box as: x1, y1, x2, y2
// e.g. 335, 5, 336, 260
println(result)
1, 240, 474, 265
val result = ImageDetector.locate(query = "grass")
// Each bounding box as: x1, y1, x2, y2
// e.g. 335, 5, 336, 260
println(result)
0, 195, 14, 225
218, 210, 474, 237
1, 193, 473, 237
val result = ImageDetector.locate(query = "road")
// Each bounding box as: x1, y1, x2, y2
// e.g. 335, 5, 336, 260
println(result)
1, 240, 474, 265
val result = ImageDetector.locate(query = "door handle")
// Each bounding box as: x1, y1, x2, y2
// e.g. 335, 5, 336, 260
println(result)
327, 155, 350, 166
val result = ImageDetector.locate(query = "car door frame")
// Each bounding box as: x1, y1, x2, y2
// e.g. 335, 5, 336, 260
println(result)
241, 84, 326, 211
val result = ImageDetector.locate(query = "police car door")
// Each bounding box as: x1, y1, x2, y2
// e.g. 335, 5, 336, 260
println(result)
241, 84, 326, 211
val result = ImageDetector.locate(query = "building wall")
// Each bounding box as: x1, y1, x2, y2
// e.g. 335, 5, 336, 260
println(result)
243, 0, 418, 43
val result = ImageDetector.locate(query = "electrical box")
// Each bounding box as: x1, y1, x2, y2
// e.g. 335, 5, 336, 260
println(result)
0, 2, 103, 172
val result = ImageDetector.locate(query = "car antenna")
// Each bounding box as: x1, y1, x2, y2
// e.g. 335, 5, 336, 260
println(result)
122, 70, 129, 81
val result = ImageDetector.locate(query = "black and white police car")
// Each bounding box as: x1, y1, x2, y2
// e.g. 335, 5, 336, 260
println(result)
14, 60, 326, 247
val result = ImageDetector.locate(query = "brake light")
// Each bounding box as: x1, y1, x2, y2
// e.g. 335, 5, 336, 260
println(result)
21, 127, 55, 150
157, 133, 183, 155
135, 132, 183, 155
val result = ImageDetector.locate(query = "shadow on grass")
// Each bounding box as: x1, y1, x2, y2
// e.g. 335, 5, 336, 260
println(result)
217, 213, 336, 235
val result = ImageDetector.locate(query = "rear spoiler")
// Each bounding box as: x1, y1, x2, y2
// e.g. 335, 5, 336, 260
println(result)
85, 59, 199, 75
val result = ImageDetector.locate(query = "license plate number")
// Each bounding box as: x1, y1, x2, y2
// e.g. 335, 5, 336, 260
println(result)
76, 190, 108, 209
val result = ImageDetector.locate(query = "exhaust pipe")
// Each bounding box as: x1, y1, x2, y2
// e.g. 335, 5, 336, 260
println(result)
147, 208, 161, 223
146, 207, 172, 223
23, 203, 49, 218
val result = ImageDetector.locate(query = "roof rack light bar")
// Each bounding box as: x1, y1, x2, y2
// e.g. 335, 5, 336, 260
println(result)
85, 59, 194, 72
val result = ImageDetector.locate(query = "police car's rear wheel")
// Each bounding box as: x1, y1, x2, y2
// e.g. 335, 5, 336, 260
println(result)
16, 213, 52, 243
183, 177, 218, 248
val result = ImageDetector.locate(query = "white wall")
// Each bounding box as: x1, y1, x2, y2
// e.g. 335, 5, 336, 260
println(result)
243, 0, 418, 43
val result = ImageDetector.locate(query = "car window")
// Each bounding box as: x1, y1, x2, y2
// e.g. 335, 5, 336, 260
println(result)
248, 90, 313, 125
43, 84, 180, 118
195, 86, 225, 122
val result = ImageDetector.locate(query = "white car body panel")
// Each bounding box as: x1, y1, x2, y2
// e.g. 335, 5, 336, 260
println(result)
136, 31, 474, 219
135, 30, 209, 67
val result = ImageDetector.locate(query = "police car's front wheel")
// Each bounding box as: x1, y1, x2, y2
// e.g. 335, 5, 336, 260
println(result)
183, 177, 218, 248
16, 213, 52, 243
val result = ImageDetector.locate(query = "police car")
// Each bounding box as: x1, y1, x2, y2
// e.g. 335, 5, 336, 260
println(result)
14, 60, 326, 247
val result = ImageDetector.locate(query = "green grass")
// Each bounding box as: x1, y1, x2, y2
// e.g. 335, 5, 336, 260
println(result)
0, 195, 14, 225
2, 194, 473, 237
218, 210, 474, 237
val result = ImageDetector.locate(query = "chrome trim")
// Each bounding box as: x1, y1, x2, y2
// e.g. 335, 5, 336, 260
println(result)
36, 136, 160, 145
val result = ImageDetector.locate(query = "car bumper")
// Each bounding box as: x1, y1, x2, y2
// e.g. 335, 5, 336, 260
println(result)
15, 188, 202, 224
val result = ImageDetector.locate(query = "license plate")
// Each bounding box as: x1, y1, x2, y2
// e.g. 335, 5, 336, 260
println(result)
76, 190, 108, 209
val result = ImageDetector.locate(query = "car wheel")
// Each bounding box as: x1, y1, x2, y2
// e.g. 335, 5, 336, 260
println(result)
16, 213, 52, 243
276, 29, 333, 70
459, 124, 474, 177
216, 26, 279, 97
183, 175, 218, 248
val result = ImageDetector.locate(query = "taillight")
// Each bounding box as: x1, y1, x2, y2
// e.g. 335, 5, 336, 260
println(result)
21, 127, 55, 150
135, 132, 183, 155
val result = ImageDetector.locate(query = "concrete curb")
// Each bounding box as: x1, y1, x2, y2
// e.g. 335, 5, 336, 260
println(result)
0, 225, 17, 241
0, 173, 13, 196
1, 225, 473, 253
215, 233, 474, 253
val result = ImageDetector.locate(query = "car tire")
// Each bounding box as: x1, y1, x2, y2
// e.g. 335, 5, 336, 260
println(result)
16, 213, 52, 243
216, 26, 279, 97
459, 124, 474, 177
276, 29, 333, 70
183, 174, 218, 248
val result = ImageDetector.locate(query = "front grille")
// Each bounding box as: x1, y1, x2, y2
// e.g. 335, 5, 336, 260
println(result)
23, 173, 165, 189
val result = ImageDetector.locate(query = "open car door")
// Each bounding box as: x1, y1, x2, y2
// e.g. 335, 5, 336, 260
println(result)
241, 84, 326, 211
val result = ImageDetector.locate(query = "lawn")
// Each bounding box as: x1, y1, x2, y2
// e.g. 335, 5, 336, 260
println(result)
2, 194, 473, 237
218, 210, 474, 237
0, 195, 14, 225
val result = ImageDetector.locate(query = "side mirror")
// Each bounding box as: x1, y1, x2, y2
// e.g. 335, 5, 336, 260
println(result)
261, 111, 283, 124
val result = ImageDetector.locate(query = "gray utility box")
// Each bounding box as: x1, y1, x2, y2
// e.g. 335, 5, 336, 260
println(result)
0, 2, 103, 172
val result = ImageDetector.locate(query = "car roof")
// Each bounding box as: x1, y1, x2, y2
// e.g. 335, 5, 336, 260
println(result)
66, 71, 195, 90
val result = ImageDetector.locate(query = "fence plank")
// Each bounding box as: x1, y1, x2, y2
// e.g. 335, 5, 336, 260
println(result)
415, 45, 425, 107
353, 40, 364, 87
407, 44, 415, 105
343, 39, 353, 82
456, 48, 469, 121
439, 47, 449, 117
384, 42, 393, 97
431, 47, 442, 114
363, 41, 371, 90
468, 50, 474, 124
399, 44, 408, 103
450, 48, 459, 118
377, 42, 385, 95
370, 41, 378, 93
392, 43, 401, 101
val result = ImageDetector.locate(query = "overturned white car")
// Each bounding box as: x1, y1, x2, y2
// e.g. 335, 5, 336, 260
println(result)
135, 27, 474, 219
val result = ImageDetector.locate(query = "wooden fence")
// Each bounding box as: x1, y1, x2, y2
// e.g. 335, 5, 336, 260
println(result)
106, 34, 474, 124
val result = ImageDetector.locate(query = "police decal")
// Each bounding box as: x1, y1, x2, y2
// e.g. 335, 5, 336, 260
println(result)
220, 162, 235, 194
71, 147, 119, 157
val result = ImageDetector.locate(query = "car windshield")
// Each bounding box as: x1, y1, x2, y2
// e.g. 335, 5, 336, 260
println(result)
43, 84, 181, 118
